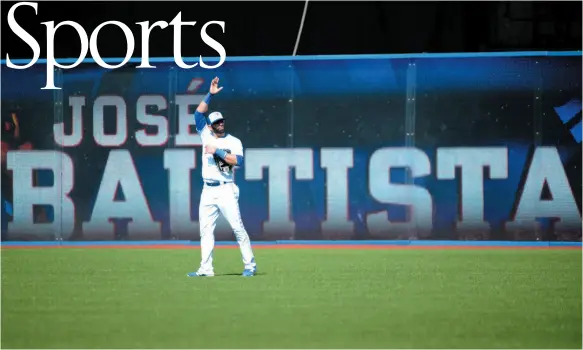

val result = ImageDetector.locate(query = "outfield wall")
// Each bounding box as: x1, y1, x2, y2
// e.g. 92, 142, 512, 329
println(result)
1, 52, 582, 242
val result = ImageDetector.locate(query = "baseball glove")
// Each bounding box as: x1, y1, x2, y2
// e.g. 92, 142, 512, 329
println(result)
214, 148, 233, 173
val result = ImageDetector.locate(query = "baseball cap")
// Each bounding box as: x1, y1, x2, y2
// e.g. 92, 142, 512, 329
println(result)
208, 111, 224, 124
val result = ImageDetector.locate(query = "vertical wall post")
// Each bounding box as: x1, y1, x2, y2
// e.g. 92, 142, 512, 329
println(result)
53, 67, 64, 241
289, 61, 295, 149
404, 59, 417, 240
168, 66, 177, 149
532, 58, 544, 241
167, 66, 178, 240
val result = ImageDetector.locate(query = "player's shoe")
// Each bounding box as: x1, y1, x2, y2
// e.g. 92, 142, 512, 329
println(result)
187, 270, 215, 277
242, 268, 256, 277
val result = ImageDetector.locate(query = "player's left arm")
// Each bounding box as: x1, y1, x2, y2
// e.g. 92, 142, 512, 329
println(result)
208, 140, 244, 166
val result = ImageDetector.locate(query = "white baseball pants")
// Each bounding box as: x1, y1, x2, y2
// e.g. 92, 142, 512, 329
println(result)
198, 182, 256, 273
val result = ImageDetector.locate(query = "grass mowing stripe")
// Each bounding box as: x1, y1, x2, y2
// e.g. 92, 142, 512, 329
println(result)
2, 244, 580, 250
1, 248, 581, 348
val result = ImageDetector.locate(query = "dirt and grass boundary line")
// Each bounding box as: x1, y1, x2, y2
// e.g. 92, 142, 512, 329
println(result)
1, 240, 580, 250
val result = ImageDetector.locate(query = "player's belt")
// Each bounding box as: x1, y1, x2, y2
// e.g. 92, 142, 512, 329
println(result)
204, 181, 232, 187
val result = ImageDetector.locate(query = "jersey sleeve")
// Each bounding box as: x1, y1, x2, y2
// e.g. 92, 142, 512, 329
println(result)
199, 126, 213, 143
194, 111, 208, 133
231, 139, 244, 167
231, 139, 244, 156
194, 111, 213, 143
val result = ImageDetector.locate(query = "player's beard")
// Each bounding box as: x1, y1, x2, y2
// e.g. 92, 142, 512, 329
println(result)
212, 124, 225, 136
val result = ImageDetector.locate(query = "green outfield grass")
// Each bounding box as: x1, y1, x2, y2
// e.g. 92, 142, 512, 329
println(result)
1, 247, 581, 349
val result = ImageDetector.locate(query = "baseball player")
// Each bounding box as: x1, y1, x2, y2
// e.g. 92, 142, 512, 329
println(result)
187, 77, 257, 277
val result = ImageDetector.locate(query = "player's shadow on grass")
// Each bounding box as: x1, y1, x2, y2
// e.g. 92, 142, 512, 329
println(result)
218, 272, 266, 277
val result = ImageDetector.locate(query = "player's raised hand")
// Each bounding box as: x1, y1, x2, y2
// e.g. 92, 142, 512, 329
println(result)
209, 77, 223, 95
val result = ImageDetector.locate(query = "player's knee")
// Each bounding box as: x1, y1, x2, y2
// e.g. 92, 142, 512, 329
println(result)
200, 227, 214, 237
234, 228, 249, 241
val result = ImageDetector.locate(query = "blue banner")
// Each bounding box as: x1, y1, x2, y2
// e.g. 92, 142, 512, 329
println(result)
1, 52, 581, 241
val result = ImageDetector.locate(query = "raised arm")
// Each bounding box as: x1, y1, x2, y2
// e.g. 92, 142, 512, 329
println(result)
194, 77, 223, 133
